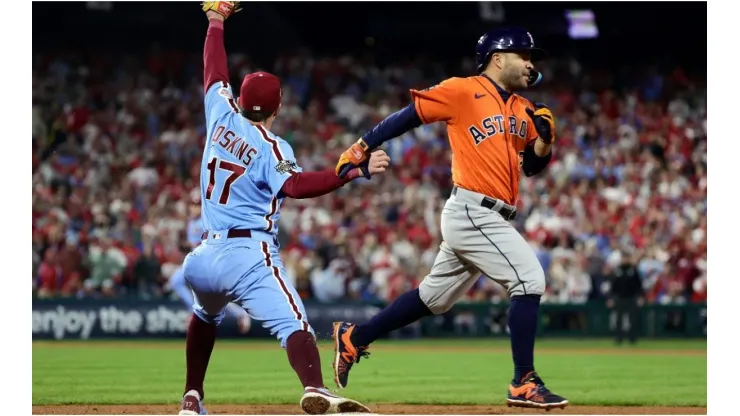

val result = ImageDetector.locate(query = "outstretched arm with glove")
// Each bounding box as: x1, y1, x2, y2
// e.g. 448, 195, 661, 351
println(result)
335, 103, 422, 177
201, 2, 244, 124
335, 78, 464, 178
202, 1, 241, 93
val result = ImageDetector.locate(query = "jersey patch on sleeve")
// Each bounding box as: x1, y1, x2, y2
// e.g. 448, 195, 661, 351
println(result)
275, 160, 298, 174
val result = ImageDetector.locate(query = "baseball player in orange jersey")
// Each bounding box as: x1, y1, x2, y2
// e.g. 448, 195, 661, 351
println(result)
331, 27, 568, 410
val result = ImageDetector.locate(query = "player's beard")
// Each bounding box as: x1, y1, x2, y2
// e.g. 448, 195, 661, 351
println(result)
502, 66, 528, 91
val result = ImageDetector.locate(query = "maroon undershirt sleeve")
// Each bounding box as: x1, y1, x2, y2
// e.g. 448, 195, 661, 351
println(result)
279, 169, 360, 199
203, 19, 230, 93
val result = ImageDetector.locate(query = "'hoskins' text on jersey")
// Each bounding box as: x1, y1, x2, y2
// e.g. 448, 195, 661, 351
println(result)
210, 126, 259, 166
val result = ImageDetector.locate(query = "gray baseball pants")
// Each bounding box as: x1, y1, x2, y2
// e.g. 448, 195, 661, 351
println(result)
418, 187, 546, 314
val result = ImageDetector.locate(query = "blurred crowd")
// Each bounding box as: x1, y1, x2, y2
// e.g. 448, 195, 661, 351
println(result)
32, 47, 707, 306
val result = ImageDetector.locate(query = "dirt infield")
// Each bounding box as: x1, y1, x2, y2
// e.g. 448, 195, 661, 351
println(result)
32, 404, 708, 415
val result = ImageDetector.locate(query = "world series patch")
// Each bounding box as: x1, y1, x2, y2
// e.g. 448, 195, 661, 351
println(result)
275, 160, 298, 174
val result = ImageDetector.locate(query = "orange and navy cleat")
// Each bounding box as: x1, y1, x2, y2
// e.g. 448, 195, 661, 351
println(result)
331, 322, 370, 389
506, 371, 569, 410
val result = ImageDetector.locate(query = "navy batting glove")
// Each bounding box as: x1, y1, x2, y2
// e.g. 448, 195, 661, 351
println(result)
357, 159, 372, 179
339, 162, 371, 179
338, 163, 355, 178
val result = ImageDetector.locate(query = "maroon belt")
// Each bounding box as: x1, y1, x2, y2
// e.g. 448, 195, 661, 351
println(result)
200, 229, 253, 240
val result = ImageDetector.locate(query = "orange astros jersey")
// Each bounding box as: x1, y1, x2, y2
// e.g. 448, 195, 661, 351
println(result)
410, 76, 539, 205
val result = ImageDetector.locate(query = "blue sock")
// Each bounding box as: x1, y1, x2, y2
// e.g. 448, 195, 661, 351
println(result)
353, 288, 432, 346
508, 294, 541, 382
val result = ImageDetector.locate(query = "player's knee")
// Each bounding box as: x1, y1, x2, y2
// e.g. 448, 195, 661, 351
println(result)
524, 267, 546, 296
419, 286, 455, 315
427, 300, 455, 315
193, 308, 225, 327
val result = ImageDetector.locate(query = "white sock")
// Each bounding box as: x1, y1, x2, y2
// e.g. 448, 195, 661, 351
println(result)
184, 390, 201, 401
304, 386, 337, 397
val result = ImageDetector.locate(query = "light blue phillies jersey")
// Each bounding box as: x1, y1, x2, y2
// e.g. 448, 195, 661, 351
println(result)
199, 81, 302, 235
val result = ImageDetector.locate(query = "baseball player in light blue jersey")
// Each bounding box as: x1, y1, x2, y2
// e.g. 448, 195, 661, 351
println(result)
169, 199, 252, 333
179, 3, 390, 415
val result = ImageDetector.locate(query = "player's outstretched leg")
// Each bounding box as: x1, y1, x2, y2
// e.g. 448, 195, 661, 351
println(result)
243, 241, 371, 414
332, 288, 432, 388
333, 241, 480, 389
178, 247, 232, 416
180, 313, 218, 415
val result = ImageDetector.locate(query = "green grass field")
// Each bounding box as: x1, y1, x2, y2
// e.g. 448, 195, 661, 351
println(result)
32, 338, 706, 408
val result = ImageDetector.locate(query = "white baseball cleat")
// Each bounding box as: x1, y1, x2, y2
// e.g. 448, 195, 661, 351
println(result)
300, 386, 371, 414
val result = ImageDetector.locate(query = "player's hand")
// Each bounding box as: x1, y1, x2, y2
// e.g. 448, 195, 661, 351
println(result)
525, 102, 555, 145
367, 150, 390, 175
344, 150, 389, 180
202, 1, 241, 21
336, 138, 371, 178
